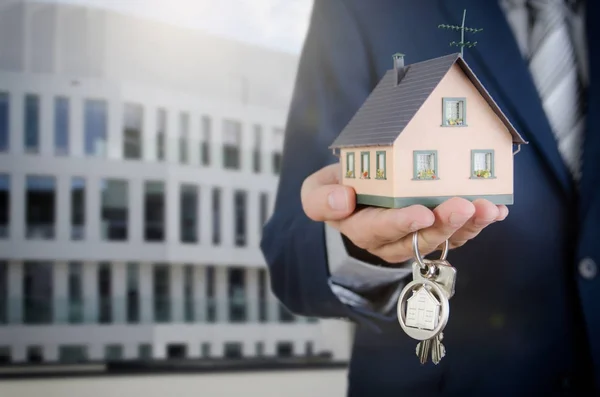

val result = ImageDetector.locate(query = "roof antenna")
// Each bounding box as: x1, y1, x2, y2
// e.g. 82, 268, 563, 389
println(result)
438, 9, 483, 57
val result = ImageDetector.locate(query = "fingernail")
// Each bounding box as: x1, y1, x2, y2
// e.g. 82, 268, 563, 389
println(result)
409, 221, 420, 232
328, 189, 348, 211
449, 212, 470, 227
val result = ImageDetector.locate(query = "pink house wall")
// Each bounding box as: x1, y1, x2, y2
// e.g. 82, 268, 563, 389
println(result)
393, 63, 514, 198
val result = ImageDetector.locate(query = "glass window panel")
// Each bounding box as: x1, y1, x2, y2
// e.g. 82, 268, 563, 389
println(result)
156, 108, 166, 161
23, 261, 53, 324
84, 99, 107, 157
101, 179, 128, 241
71, 177, 85, 240
26, 176, 55, 239
0, 174, 9, 238
180, 184, 197, 243
123, 103, 143, 159
179, 112, 189, 164
0, 92, 8, 152
24, 94, 39, 152
144, 181, 165, 242
54, 97, 69, 155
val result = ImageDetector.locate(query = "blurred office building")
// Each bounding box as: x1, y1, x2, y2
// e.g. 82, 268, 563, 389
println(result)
0, 0, 351, 364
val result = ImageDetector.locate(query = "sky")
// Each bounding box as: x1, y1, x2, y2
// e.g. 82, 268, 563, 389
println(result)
36, 0, 314, 54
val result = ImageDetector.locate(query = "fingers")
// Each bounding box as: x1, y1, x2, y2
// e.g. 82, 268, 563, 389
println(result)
370, 197, 475, 263
332, 205, 435, 250
301, 163, 356, 221
448, 199, 500, 248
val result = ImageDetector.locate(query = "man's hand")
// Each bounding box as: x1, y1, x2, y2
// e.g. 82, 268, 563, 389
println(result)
301, 163, 508, 264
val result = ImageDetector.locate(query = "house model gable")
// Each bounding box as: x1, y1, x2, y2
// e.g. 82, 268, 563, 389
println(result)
329, 52, 528, 209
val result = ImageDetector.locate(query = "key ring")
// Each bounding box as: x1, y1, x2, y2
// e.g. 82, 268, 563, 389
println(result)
412, 232, 449, 272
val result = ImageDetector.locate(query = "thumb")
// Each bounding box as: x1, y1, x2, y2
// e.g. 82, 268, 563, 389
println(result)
301, 164, 356, 221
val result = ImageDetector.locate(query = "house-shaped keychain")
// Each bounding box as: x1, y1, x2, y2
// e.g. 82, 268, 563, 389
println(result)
406, 286, 441, 330
329, 52, 527, 208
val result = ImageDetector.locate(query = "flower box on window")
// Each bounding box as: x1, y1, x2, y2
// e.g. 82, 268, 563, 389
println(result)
360, 170, 369, 179
417, 169, 437, 180
473, 169, 492, 179
346, 170, 354, 178
376, 169, 385, 179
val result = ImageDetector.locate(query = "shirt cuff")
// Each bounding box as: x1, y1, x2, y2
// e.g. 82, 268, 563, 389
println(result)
324, 223, 413, 312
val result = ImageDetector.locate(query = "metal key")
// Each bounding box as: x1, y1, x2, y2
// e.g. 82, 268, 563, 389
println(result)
430, 332, 446, 365
416, 339, 431, 364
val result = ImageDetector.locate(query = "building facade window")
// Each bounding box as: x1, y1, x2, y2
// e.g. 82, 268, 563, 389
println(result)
253, 124, 262, 173
276, 342, 293, 358
413, 150, 438, 180
24, 94, 40, 153
258, 269, 267, 323
101, 179, 128, 240
104, 344, 123, 361
206, 266, 216, 323
234, 190, 247, 247
54, 96, 69, 155
212, 188, 221, 245
179, 112, 189, 164
98, 262, 112, 324
71, 177, 85, 240
471, 149, 495, 179
184, 265, 194, 323
201, 342, 211, 358
23, 261, 53, 324
223, 119, 241, 169
0, 346, 10, 363
443, 97, 466, 126
0, 261, 6, 324
123, 103, 143, 160
0, 175, 9, 238
27, 346, 44, 363
223, 342, 243, 359
26, 175, 55, 239
153, 264, 170, 323
138, 344, 152, 360
145, 181, 165, 242
126, 262, 139, 323
201, 116, 211, 166
259, 193, 268, 235
228, 268, 246, 323
68, 262, 83, 324
59, 345, 87, 364
346, 152, 355, 178
84, 99, 107, 157
256, 342, 264, 357
157, 108, 166, 161
180, 184, 198, 243
0, 92, 8, 152
272, 127, 284, 175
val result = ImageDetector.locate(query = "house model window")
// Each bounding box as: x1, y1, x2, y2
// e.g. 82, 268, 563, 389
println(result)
472, 150, 494, 179
414, 151, 438, 180
376, 151, 386, 179
346, 152, 355, 178
443, 98, 465, 126
360, 152, 370, 179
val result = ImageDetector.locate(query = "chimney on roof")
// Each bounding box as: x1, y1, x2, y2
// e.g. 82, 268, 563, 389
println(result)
393, 53, 406, 86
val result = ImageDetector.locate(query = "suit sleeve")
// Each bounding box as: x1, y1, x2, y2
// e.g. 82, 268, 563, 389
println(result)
260, 0, 412, 326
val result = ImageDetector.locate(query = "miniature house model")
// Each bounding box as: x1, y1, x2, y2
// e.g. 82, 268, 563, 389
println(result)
329, 52, 527, 208
406, 286, 441, 331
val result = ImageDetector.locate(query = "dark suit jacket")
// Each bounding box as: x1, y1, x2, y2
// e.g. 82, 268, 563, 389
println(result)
260, 0, 600, 395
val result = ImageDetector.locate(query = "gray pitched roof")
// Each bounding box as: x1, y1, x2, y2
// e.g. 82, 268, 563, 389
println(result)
329, 53, 527, 148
